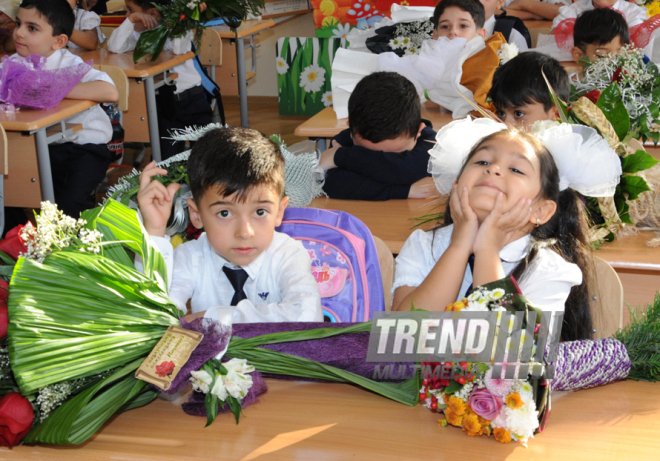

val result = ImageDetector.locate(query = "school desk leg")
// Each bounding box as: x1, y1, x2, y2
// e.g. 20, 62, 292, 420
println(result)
236, 37, 250, 128
0, 175, 4, 235
35, 129, 55, 203
144, 76, 162, 162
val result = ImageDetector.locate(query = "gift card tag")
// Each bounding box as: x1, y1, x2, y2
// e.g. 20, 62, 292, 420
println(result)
135, 325, 203, 391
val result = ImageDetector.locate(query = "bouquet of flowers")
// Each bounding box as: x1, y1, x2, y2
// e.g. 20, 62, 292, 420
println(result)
365, 18, 434, 56
133, 0, 265, 62
418, 278, 550, 446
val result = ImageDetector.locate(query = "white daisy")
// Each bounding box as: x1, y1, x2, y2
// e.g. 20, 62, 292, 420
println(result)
332, 23, 351, 39
389, 36, 405, 49
276, 57, 289, 75
321, 91, 333, 107
299, 64, 326, 93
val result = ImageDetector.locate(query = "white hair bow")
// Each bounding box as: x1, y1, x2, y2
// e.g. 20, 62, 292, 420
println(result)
427, 117, 622, 197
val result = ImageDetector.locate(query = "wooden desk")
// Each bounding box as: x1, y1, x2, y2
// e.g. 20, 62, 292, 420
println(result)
10, 379, 660, 460
72, 48, 195, 162
0, 99, 97, 207
295, 102, 454, 149
310, 197, 660, 308
210, 19, 275, 128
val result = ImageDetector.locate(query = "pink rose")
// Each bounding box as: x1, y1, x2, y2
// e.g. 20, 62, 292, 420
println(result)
468, 387, 503, 421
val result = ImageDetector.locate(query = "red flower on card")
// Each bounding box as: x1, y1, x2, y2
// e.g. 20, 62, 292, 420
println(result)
156, 361, 175, 377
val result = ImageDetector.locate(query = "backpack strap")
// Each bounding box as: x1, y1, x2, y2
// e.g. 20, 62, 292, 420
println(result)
495, 12, 533, 48
190, 41, 227, 125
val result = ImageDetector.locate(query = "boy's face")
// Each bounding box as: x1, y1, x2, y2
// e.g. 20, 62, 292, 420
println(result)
495, 103, 558, 130
125, 0, 160, 17
351, 122, 425, 153
13, 7, 67, 58
480, 0, 504, 20
187, 184, 289, 267
571, 36, 622, 62
434, 6, 486, 41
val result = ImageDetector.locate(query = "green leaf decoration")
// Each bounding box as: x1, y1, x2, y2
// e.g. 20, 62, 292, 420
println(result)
227, 395, 242, 424
596, 83, 630, 142
205, 393, 219, 428
133, 25, 170, 63
620, 175, 651, 201
444, 379, 463, 395
0, 249, 16, 266
621, 149, 659, 174
613, 293, 660, 382
542, 69, 570, 123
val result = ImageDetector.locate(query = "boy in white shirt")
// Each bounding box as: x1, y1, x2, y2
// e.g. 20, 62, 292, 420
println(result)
479, 0, 530, 50
107, 0, 213, 160
137, 126, 323, 324
552, 0, 647, 30
9, 0, 118, 217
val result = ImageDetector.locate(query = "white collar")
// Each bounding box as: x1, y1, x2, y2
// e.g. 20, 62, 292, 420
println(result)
499, 234, 531, 263
484, 15, 496, 37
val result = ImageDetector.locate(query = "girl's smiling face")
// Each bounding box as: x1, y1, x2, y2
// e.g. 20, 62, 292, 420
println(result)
457, 134, 544, 222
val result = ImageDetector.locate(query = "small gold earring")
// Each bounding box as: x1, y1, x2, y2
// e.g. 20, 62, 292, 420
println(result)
534, 218, 541, 228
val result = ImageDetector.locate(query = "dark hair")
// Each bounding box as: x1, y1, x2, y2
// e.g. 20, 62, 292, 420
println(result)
129, 0, 169, 11
574, 8, 630, 51
432, 0, 486, 30
187, 127, 285, 203
490, 52, 570, 112
442, 129, 594, 342
19, 0, 74, 38
348, 72, 421, 143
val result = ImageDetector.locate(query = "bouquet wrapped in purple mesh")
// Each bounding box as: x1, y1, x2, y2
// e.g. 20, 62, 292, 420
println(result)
0, 54, 91, 109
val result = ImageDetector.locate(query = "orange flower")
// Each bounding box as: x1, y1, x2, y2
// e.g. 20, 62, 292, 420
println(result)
447, 395, 467, 416
505, 393, 524, 409
480, 425, 492, 437
462, 413, 482, 437
443, 394, 450, 405
445, 300, 467, 311
444, 408, 464, 427
493, 427, 512, 443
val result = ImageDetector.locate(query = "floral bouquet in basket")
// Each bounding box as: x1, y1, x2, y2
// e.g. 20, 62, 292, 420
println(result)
419, 278, 551, 446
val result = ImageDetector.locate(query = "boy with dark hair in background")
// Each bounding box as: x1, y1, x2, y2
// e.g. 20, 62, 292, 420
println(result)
571, 8, 630, 63
320, 72, 437, 201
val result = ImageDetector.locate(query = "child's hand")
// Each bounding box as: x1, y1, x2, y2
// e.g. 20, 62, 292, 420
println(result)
129, 12, 159, 32
408, 177, 438, 199
137, 161, 181, 237
473, 194, 532, 256
449, 185, 479, 252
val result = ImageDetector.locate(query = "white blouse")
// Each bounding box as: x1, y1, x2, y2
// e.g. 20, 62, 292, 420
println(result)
68, 8, 107, 50
394, 225, 583, 313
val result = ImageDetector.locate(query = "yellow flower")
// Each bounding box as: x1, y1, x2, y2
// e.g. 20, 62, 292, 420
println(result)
170, 234, 184, 249
444, 408, 463, 427
446, 300, 467, 311
493, 427, 512, 443
505, 392, 524, 409
462, 413, 482, 437
447, 395, 467, 416
438, 418, 448, 427
649, 3, 660, 17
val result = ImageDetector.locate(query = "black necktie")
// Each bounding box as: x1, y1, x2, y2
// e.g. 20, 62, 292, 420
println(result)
464, 254, 476, 297
222, 266, 249, 306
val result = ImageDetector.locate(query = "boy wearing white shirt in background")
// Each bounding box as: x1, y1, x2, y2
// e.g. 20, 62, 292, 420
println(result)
7, 0, 118, 218
137, 127, 323, 324
107, 0, 213, 160
551, 0, 647, 30
479, 0, 530, 50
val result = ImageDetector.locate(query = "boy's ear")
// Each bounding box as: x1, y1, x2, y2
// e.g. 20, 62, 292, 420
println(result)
531, 199, 557, 227
571, 46, 584, 63
496, 0, 505, 10
275, 195, 289, 227
186, 198, 204, 229
477, 28, 487, 39
53, 33, 68, 51
548, 105, 560, 121
415, 122, 425, 140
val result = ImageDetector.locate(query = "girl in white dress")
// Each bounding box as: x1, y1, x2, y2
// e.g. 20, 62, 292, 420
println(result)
392, 118, 622, 341
66, 0, 106, 50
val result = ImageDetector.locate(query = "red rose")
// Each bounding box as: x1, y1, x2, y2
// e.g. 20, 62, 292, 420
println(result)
584, 90, 601, 104
185, 222, 203, 241
0, 393, 34, 448
0, 225, 28, 261
156, 361, 175, 377
612, 67, 624, 83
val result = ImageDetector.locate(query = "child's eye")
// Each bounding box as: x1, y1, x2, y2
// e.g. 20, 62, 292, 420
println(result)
440, 25, 449, 29
218, 210, 232, 218
29, 26, 37, 32
514, 111, 525, 119
460, 24, 468, 28
476, 160, 490, 165
510, 168, 524, 174
254, 209, 268, 217
495, 110, 506, 120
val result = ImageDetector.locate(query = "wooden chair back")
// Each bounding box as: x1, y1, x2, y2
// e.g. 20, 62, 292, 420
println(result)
373, 236, 394, 311
199, 27, 223, 67
0, 124, 7, 176
589, 255, 624, 338
93, 64, 129, 112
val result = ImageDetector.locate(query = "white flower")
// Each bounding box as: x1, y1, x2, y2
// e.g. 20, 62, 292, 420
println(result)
487, 288, 506, 300
497, 43, 519, 65
321, 91, 333, 107
225, 358, 255, 376
186, 0, 198, 9
190, 370, 213, 394
404, 46, 419, 56
504, 402, 539, 440
223, 368, 253, 399
389, 36, 405, 49
210, 373, 228, 401
276, 57, 289, 75
299, 64, 326, 93
465, 297, 489, 311
467, 291, 483, 302
332, 23, 351, 39
401, 37, 411, 47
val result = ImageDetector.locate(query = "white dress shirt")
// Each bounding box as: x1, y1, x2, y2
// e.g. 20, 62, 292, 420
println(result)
393, 225, 583, 313
107, 19, 201, 94
68, 7, 107, 50
552, 0, 648, 29
41, 49, 115, 145
151, 231, 323, 323
484, 15, 529, 51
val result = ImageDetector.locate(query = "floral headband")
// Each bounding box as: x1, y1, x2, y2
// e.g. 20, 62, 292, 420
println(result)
427, 117, 622, 198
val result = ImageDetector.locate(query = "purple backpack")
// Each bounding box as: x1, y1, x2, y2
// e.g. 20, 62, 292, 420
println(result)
276, 208, 385, 323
